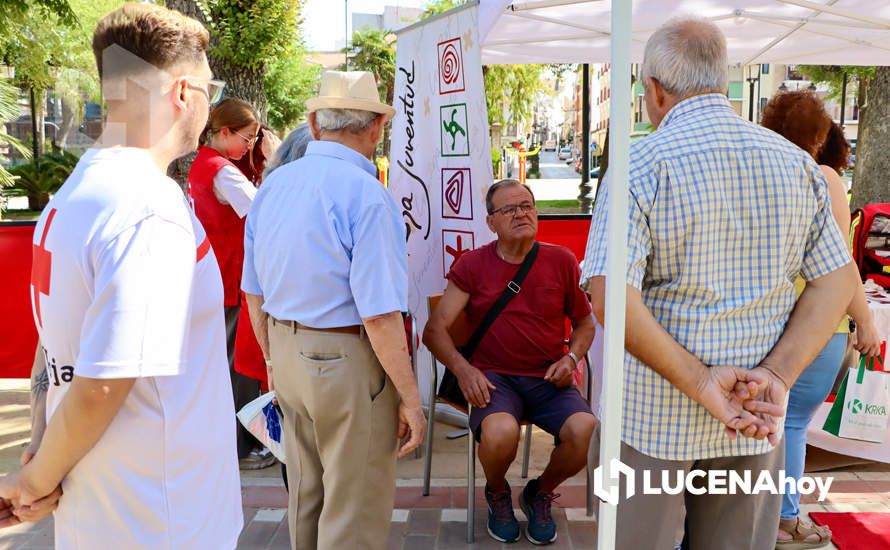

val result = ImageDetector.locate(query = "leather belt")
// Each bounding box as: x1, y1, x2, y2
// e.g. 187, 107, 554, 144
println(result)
271, 318, 362, 335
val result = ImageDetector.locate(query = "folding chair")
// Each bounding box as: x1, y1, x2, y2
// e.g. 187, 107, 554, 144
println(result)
422, 295, 595, 543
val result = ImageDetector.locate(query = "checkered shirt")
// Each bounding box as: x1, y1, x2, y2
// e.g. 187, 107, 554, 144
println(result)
581, 94, 851, 460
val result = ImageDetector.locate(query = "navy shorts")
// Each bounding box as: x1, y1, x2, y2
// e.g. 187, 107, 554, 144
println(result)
469, 372, 594, 444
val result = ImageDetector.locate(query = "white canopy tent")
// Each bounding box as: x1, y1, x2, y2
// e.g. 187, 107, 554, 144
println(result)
480, 0, 890, 65
471, 1, 890, 548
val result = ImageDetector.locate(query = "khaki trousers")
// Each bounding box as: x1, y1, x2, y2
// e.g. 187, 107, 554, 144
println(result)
616, 440, 785, 550
269, 320, 399, 550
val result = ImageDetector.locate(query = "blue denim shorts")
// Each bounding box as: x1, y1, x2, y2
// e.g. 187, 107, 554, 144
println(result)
469, 371, 593, 443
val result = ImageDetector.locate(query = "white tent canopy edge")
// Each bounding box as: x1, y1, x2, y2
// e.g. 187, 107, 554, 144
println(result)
480, 0, 890, 65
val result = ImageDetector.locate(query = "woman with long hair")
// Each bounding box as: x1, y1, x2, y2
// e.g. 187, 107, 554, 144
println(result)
187, 98, 276, 470
762, 91, 881, 549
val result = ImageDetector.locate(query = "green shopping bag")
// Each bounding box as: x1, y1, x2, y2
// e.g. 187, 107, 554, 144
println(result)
823, 353, 890, 443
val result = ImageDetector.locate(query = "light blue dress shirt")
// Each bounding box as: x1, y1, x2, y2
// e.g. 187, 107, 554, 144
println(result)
242, 140, 407, 327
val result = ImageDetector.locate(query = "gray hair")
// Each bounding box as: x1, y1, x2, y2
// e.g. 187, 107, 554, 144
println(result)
485, 179, 535, 215
640, 16, 728, 98
264, 124, 312, 177
314, 108, 380, 133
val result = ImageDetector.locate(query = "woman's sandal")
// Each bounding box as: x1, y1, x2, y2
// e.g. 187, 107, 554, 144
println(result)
775, 516, 832, 550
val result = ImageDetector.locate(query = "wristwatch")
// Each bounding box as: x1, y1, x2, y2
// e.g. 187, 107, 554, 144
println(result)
566, 351, 579, 367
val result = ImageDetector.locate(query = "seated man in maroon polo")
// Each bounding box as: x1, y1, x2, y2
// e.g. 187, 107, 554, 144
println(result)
424, 178, 596, 546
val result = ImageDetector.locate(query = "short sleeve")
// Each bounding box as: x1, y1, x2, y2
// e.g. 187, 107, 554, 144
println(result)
580, 171, 652, 291
446, 251, 474, 294
241, 198, 262, 296
213, 165, 256, 218
350, 203, 408, 318
76, 216, 195, 379
800, 166, 853, 280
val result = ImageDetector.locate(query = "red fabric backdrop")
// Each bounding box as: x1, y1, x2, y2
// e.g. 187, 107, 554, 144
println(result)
0, 223, 38, 378
0, 216, 593, 378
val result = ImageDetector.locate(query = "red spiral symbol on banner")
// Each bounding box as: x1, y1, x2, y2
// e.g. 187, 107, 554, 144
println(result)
441, 43, 460, 85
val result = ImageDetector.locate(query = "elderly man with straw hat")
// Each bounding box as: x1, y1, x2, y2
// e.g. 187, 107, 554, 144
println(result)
242, 70, 425, 549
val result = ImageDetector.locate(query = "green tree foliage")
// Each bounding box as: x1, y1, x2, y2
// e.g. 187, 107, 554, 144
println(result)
0, 0, 77, 31
797, 65, 875, 100
0, 80, 32, 190
7, 149, 79, 209
264, 47, 320, 132
203, 0, 302, 72
423, 0, 465, 15
484, 64, 547, 128
167, 0, 306, 118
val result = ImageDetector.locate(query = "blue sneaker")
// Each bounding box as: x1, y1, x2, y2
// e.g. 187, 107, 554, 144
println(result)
520, 478, 559, 545
485, 482, 520, 543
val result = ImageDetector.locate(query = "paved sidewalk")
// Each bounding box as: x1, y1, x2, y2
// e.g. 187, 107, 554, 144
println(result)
0, 382, 888, 549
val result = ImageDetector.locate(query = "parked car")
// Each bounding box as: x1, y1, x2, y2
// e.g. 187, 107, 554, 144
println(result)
557, 147, 572, 160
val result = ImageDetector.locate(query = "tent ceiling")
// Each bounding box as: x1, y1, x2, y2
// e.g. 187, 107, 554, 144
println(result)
480, 0, 890, 65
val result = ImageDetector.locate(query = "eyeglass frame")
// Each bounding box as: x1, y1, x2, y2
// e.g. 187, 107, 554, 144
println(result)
231, 127, 259, 146
489, 202, 537, 217
179, 76, 226, 105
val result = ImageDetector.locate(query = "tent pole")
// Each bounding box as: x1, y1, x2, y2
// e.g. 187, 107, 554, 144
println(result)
598, 0, 632, 548
579, 64, 591, 212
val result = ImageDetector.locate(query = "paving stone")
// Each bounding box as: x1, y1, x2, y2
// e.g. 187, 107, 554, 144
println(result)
401, 534, 436, 550
407, 508, 441, 535
568, 521, 596, 549
254, 508, 287, 522
237, 518, 281, 549
388, 521, 409, 550
392, 509, 410, 522
395, 486, 451, 509
266, 521, 291, 550
565, 508, 596, 522
436, 519, 473, 548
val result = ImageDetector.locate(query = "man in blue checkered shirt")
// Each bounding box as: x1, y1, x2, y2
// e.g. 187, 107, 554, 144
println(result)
582, 17, 859, 550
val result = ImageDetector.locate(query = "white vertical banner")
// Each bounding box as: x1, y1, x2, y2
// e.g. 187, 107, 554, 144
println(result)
390, 2, 495, 409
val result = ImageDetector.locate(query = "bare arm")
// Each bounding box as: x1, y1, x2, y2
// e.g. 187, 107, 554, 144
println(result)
25, 346, 48, 464
822, 166, 881, 356
422, 281, 496, 407
244, 293, 270, 360
362, 310, 425, 457
567, 314, 595, 364
14, 376, 135, 502
244, 292, 273, 393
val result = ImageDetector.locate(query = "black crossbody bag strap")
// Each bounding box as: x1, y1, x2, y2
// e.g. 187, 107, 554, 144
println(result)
460, 241, 539, 359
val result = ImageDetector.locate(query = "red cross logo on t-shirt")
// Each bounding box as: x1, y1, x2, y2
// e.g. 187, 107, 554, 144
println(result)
31, 208, 57, 328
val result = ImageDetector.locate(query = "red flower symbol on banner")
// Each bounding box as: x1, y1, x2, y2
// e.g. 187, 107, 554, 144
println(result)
441, 42, 460, 85
437, 38, 465, 95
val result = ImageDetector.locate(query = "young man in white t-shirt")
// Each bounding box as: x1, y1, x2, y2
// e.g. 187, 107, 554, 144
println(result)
0, 5, 242, 547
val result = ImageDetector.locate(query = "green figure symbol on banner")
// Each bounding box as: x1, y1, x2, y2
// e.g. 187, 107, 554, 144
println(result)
439, 103, 469, 157
443, 108, 466, 150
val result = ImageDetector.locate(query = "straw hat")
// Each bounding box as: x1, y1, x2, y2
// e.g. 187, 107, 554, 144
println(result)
306, 70, 396, 120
